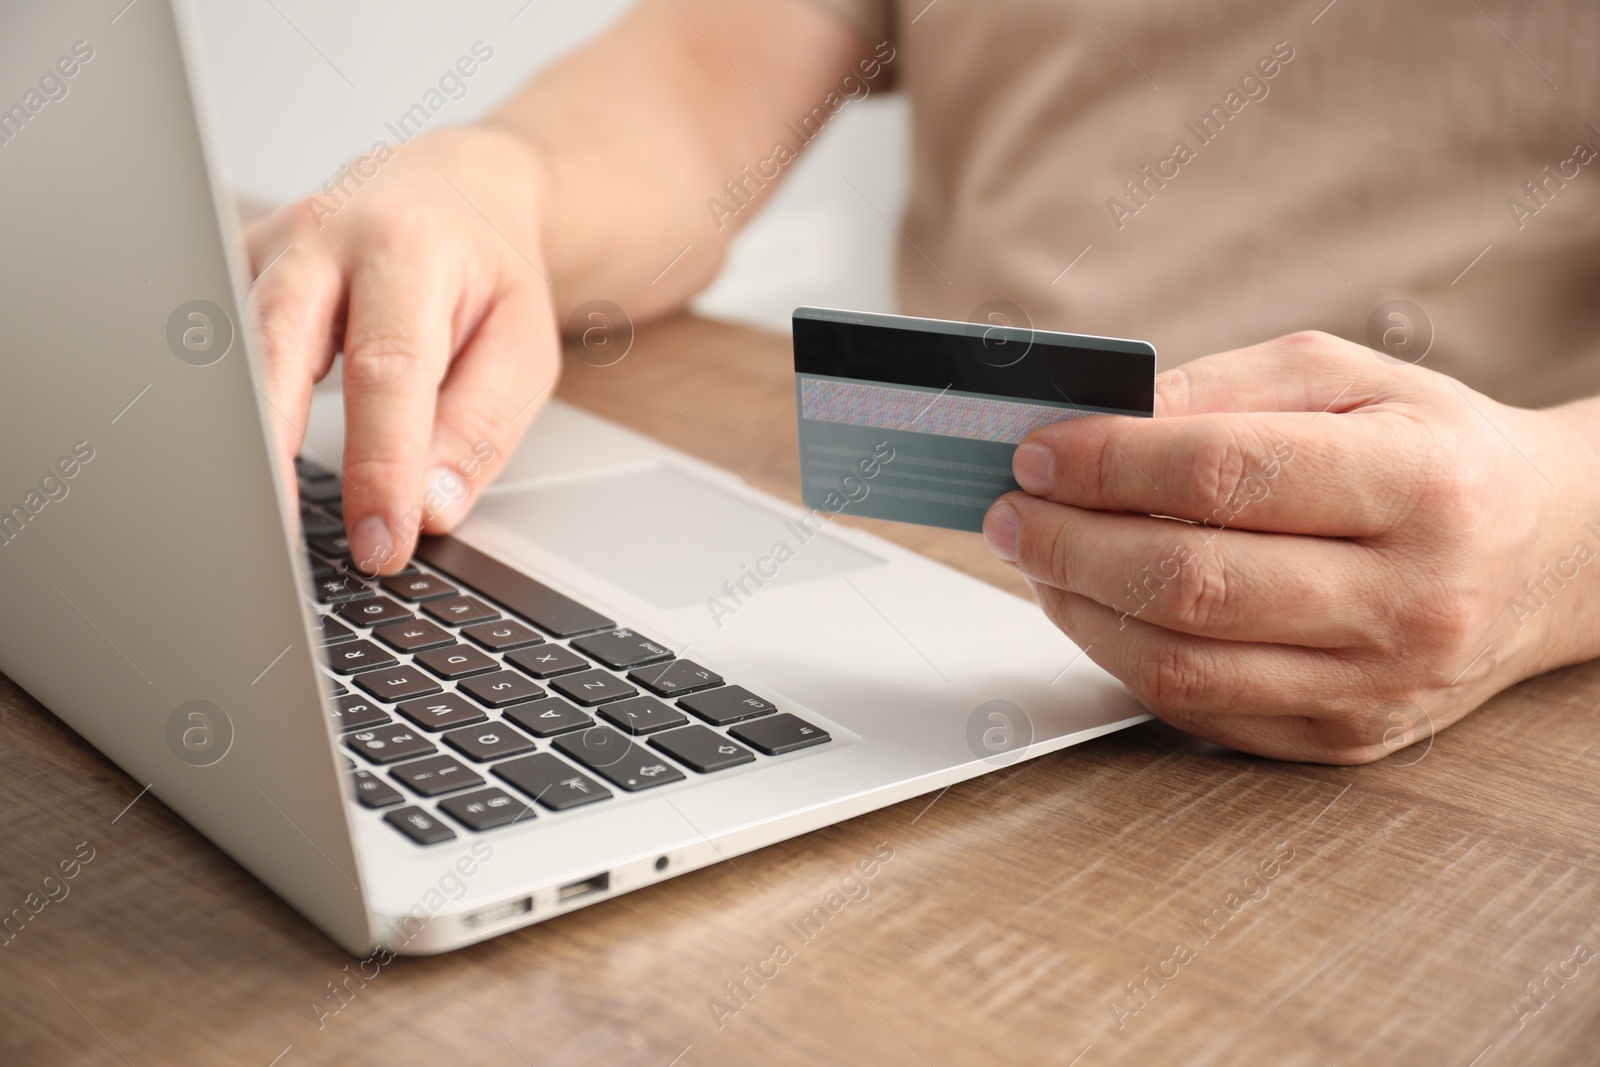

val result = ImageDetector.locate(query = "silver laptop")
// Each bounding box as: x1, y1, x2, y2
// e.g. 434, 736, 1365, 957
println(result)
0, 0, 1146, 954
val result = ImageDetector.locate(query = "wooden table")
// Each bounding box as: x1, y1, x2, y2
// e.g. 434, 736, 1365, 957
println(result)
3, 316, 1597, 1066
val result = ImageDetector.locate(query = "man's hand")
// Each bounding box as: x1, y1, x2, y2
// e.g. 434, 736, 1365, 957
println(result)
244, 126, 560, 576
982, 331, 1600, 763
240, 1, 868, 577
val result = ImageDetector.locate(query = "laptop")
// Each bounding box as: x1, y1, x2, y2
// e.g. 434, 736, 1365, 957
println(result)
0, 0, 1146, 954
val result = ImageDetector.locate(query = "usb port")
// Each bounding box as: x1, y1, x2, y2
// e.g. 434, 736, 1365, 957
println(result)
557, 871, 611, 904
463, 896, 533, 929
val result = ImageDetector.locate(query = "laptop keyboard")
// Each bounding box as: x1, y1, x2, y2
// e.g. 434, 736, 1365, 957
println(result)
295, 459, 832, 846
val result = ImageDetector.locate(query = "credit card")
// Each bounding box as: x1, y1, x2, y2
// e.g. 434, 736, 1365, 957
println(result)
793, 306, 1156, 532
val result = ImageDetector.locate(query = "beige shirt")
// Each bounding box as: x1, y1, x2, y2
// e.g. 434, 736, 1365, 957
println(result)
813, 0, 1600, 408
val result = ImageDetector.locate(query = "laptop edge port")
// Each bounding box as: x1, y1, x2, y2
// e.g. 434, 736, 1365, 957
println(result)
463, 896, 534, 929
557, 871, 611, 904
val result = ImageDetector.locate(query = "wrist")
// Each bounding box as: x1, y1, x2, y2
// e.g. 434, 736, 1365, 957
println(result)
1507, 398, 1600, 674
472, 118, 564, 292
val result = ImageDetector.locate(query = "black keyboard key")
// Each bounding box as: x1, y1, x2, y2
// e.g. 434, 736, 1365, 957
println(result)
331, 694, 389, 732
395, 693, 488, 732
443, 722, 536, 762
380, 573, 459, 602
351, 768, 405, 808
730, 713, 831, 755
628, 658, 723, 697
306, 554, 335, 579
345, 725, 436, 764
550, 670, 636, 707
422, 595, 500, 627
493, 753, 612, 811
302, 510, 344, 538
305, 515, 347, 537
549, 726, 635, 772
462, 619, 544, 652
307, 532, 352, 558
336, 597, 414, 628
571, 629, 674, 671
503, 698, 593, 737
438, 787, 534, 831
598, 696, 687, 735
413, 537, 614, 637
314, 573, 373, 605
372, 618, 455, 653
459, 670, 546, 708
650, 725, 757, 773
318, 614, 358, 645
414, 643, 499, 679
505, 644, 589, 679
326, 640, 398, 675
298, 470, 341, 497
678, 686, 777, 727
384, 805, 455, 845
299, 477, 343, 505
552, 727, 686, 791
354, 665, 442, 703
389, 754, 483, 797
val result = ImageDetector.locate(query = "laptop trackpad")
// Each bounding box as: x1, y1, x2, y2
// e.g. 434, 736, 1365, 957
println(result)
473, 465, 884, 609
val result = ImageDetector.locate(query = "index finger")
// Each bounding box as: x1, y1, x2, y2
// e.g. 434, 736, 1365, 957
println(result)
1013, 410, 1413, 537
339, 249, 455, 574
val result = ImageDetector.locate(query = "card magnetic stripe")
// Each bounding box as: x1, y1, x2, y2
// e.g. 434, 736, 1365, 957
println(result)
799, 377, 1085, 445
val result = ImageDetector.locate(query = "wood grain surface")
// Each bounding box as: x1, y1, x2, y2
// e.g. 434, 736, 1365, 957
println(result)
2, 316, 1597, 1067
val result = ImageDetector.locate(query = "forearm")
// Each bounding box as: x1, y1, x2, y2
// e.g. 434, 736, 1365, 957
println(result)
484, 0, 867, 324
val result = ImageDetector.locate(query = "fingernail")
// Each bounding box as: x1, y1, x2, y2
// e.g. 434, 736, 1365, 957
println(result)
984, 500, 1020, 562
350, 514, 393, 574
1014, 442, 1054, 495
425, 466, 469, 528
